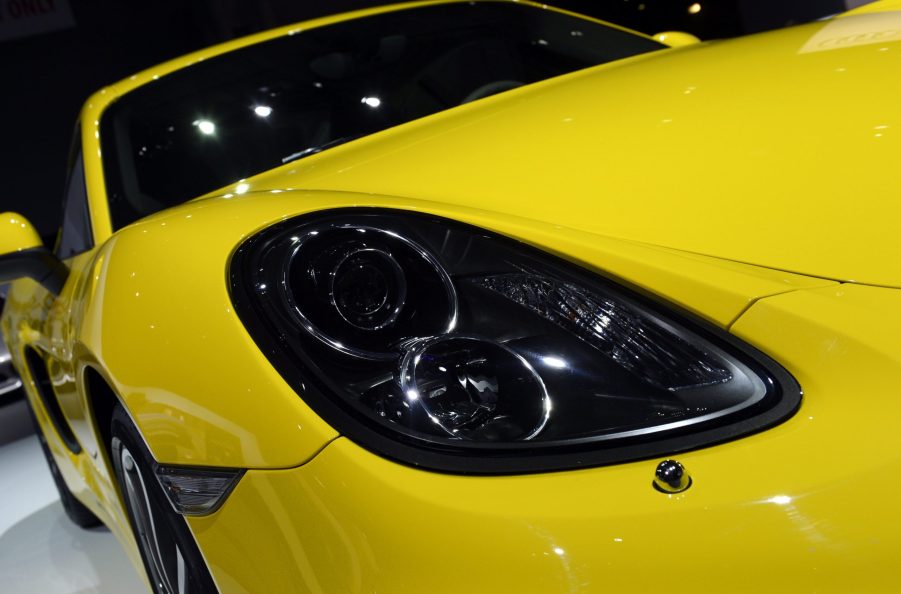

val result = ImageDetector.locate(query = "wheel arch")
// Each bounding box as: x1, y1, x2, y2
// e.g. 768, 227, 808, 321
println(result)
82, 363, 122, 476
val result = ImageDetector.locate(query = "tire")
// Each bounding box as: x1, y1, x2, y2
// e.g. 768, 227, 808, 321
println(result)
110, 405, 217, 594
28, 402, 102, 528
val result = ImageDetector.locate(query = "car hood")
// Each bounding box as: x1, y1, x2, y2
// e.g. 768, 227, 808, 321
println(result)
234, 11, 901, 287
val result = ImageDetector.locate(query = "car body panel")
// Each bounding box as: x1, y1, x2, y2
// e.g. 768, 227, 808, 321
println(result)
227, 11, 901, 288
3, 221, 340, 471
6, 316, 149, 587
189, 283, 901, 593
3, 188, 829, 471
843, 0, 901, 16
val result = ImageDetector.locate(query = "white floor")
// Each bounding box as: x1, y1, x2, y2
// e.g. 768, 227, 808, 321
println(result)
0, 397, 146, 593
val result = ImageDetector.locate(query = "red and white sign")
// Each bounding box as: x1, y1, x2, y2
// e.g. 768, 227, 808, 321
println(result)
0, 0, 75, 42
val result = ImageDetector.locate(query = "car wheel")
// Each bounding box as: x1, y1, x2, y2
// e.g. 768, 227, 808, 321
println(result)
110, 405, 217, 594
27, 403, 102, 528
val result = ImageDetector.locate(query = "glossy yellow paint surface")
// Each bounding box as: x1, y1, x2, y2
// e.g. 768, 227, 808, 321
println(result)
2, 1, 901, 592
189, 282, 901, 593
0, 211, 42, 253
234, 9, 901, 287
844, 0, 901, 15
4, 189, 830, 469
652, 30, 701, 46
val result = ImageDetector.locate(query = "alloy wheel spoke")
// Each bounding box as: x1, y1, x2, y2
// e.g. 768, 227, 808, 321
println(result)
119, 446, 183, 594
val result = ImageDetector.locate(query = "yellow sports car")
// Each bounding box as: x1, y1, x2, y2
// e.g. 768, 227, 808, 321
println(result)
2, 0, 900, 592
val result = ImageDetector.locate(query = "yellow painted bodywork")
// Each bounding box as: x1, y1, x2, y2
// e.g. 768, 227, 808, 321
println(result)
237, 12, 901, 287
2, 0, 901, 592
843, 0, 901, 15
190, 286, 901, 593
0, 212, 42, 254
652, 30, 701, 47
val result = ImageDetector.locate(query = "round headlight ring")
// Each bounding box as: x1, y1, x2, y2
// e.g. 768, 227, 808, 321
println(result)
399, 334, 552, 441
284, 224, 458, 360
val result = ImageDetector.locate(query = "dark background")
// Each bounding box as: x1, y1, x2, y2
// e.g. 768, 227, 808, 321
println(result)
0, 0, 861, 237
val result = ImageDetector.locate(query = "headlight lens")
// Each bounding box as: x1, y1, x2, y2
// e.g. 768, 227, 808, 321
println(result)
398, 335, 551, 441
286, 225, 457, 359
230, 210, 800, 473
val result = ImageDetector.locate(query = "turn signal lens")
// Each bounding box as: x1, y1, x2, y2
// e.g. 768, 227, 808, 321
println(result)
155, 467, 243, 516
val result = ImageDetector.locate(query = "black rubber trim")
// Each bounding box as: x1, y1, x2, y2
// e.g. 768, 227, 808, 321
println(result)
24, 348, 82, 454
0, 247, 69, 295
228, 209, 802, 475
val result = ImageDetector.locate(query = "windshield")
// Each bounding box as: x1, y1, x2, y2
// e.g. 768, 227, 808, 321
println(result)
100, 1, 664, 229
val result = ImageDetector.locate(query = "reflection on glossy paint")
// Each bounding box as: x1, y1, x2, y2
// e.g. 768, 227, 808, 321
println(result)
541, 355, 568, 369
253, 105, 273, 118
799, 12, 901, 54
753, 492, 827, 545
192, 119, 216, 135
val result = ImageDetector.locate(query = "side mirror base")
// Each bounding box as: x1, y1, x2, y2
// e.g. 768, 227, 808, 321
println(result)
0, 248, 69, 295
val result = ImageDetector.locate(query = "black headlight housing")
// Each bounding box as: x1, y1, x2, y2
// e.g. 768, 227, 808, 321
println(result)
229, 210, 800, 474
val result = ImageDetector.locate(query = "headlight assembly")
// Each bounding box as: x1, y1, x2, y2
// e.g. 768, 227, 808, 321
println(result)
230, 210, 800, 473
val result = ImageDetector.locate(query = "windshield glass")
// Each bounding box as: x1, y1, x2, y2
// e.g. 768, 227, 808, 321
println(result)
100, 1, 664, 229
